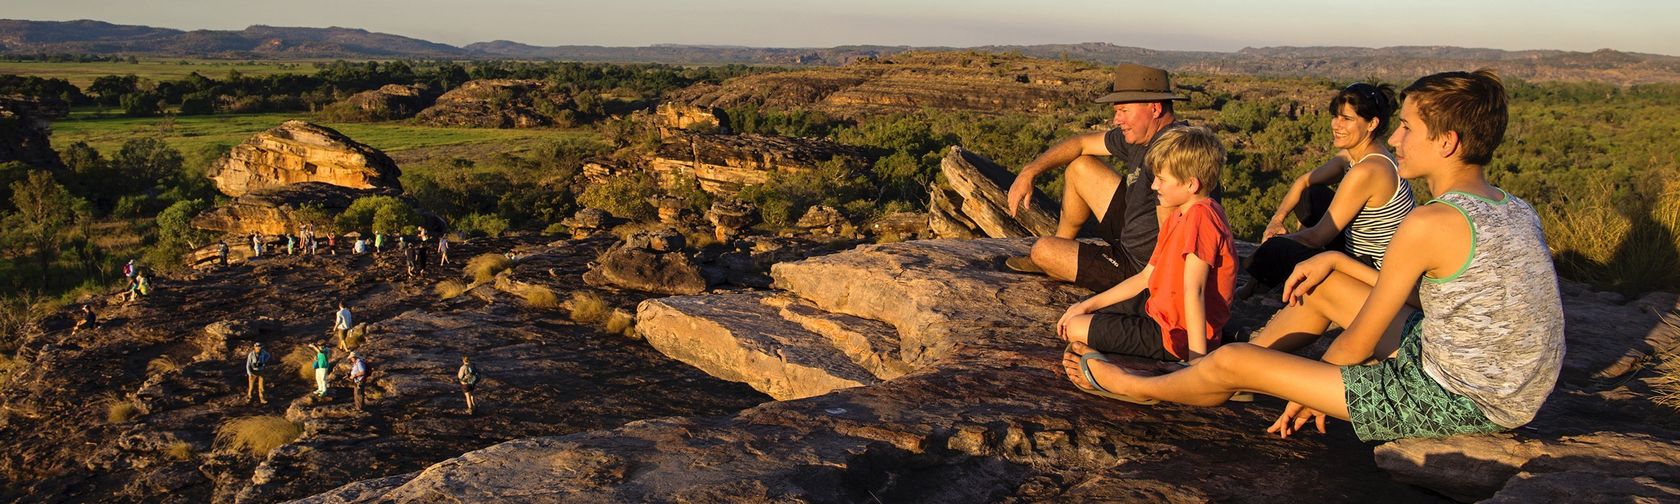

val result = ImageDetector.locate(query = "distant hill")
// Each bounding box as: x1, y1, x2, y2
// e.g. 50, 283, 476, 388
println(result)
5, 19, 1680, 84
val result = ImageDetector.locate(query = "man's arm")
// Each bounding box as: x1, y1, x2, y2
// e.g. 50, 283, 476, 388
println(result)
1008, 131, 1113, 216
1181, 252, 1211, 360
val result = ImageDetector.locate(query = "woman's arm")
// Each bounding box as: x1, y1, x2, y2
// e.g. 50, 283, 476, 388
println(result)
1281, 161, 1384, 248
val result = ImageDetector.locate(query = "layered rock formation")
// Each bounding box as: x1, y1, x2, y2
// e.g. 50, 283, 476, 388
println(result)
930, 147, 1059, 239
654, 102, 728, 135
668, 52, 1111, 119
329, 84, 429, 121
648, 131, 873, 195
190, 182, 382, 236
205, 120, 402, 198
414, 79, 570, 128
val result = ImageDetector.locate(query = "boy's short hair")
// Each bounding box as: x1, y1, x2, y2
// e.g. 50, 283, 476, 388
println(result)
1400, 69, 1508, 166
1145, 126, 1225, 195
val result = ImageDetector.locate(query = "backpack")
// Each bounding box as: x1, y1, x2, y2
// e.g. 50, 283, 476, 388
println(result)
461, 364, 479, 385
250, 351, 268, 371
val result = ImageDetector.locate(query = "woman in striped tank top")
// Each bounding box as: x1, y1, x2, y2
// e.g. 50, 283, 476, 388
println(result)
1243, 82, 1416, 298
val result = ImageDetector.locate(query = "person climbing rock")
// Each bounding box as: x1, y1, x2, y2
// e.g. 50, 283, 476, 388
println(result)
457, 355, 479, 415
245, 342, 271, 404
308, 342, 331, 397
334, 301, 354, 351
70, 304, 97, 337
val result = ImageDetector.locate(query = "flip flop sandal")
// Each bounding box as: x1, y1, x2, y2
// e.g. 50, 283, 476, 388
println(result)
1071, 346, 1160, 405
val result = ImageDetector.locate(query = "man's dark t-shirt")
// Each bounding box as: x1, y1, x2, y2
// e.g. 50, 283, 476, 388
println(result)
1100, 121, 1189, 269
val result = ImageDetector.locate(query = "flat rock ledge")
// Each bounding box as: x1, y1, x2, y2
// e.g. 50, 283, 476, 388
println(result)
298, 238, 1680, 503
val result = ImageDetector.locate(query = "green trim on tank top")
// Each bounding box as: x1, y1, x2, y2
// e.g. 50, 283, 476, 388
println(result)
1421, 198, 1480, 284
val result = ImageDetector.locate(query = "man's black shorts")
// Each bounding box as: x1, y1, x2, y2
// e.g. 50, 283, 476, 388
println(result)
1074, 183, 1146, 292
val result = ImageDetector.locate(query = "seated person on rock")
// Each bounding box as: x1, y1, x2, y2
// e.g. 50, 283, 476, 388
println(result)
1061, 70, 1565, 442
1055, 126, 1237, 369
1004, 64, 1189, 292
1244, 82, 1415, 299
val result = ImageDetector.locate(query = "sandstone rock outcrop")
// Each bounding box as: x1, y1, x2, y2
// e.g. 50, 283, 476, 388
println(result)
648, 131, 873, 195
205, 120, 402, 198
329, 84, 429, 121
929, 147, 1059, 239
654, 102, 728, 135
582, 233, 708, 295
414, 79, 570, 128
190, 182, 382, 235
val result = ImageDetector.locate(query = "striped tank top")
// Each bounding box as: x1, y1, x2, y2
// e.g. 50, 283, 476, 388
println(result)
1343, 153, 1415, 268
1417, 190, 1565, 428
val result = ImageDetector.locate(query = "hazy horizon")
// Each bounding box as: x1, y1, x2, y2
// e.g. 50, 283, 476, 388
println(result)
5, 0, 1678, 57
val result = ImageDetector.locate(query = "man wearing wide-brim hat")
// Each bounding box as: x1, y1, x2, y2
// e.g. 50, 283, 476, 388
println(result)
1004, 63, 1189, 293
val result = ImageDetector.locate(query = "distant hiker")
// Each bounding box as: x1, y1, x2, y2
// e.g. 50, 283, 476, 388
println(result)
1243, 82, 1413, 300
251, 233, 263, 257
217, 240, 229, 266
437, 235, 450, 265
126, 270, 151, 303
397, 235, 407, 251
1003, 64, 1189, 291
403, 245, 417, 278
353, 237, 368, 255
308, 342, 331, 397
349, 351, 368, 410
457, 355, 479, 415
246, 342, 271, 404
334, 301, 354, 351
413, 233, 430, 276
328, 234, 337, 255
70, 304, 97, 337
374, 232, 385, 254
287, 233, 296, 256
123, 259, 136, 280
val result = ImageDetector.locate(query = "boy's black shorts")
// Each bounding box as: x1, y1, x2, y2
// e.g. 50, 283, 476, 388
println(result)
1085, 295, 1176, 361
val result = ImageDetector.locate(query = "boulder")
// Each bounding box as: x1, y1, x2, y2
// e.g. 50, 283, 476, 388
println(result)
794, 205, 846, 233
929, 147, 1058, 239
205, 120, 402, 198
190, 182, 384, 235
583, 244, 707, 295
706, 199, 757, 242
654, 102, 729, 135
332, 84, 429, 121
414, 79, 570, 128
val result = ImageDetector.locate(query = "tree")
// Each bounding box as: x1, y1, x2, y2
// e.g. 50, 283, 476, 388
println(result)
110, 138, 183, 191
87, 74, 139, 107
3, 171, 83, 287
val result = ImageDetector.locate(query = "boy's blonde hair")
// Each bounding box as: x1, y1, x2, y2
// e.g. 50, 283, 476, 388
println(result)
1145, 126, 1225, 195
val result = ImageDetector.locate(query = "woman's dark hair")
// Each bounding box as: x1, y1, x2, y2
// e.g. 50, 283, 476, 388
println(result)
1328, 82, 1398, 137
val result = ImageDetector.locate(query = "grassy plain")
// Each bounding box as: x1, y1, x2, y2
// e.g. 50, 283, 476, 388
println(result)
0, 59, 316, 88
49, 112, 598, 156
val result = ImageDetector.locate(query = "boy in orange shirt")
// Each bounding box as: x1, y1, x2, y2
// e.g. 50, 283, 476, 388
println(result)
1057, 126, 1238, 389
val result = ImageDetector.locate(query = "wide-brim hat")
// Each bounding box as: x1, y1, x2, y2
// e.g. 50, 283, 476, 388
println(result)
1095, 63, 1188, 104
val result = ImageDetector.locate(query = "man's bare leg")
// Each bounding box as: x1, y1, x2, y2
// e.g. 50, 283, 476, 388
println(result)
1053, 155, 1123, 239
1065, 340, 1352, 418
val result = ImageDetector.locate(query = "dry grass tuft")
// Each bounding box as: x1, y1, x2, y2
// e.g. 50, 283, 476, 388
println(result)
145, 355, 180, 376
466, 254, 513, 284
516, 284, 561, 309
435, 280, 469, 300
216, 415, 302, 458
606, 310, 636, 338
1542, 183, 1680, 293
568, 291, 609, 325
1654, 344, 1680, 412
166, 441, 193, 461
281, 346, 318, 383
106, 401, 139, 423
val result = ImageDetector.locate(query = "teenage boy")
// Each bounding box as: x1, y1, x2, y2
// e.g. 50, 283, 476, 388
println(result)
1061, 70, 1565, 442
1056, 126, 1237, 371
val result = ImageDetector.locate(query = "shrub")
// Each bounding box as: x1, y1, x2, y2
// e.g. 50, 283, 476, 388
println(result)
337, 195, 420, 235
215, 415, 302, 457
166, 441, 194, 461
466, 254, 512, 284
145, 355, 180, 375
455, 213, 510, 238
106, 401, 139, 423
435, 279, 469, 300
577, 172, 658, 221
568, 291, 609, 324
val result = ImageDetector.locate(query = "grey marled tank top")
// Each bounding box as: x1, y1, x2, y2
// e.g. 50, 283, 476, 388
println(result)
1417, 190, 1565, 428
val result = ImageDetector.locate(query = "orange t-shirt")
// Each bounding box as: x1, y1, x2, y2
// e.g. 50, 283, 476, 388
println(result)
1145, 198, 1238, 360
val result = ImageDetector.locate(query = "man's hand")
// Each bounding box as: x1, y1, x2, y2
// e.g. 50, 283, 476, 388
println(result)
1266, 401, 1328, 439
1261, 218, 1289, 244
1006, 174, 1036, 217
1281, 252, 1338, 306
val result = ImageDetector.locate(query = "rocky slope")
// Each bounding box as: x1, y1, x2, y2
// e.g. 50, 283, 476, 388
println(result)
0, 235, 771, 503
413, 79, 571, 129
205, 120, 402, 198
302, 237, 1680, 502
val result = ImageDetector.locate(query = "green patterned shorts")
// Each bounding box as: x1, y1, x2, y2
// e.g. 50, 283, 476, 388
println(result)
1341, 311, 1503, 442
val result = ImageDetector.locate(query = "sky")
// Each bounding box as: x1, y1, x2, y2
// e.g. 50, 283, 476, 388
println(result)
7, 0, 1679, 56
